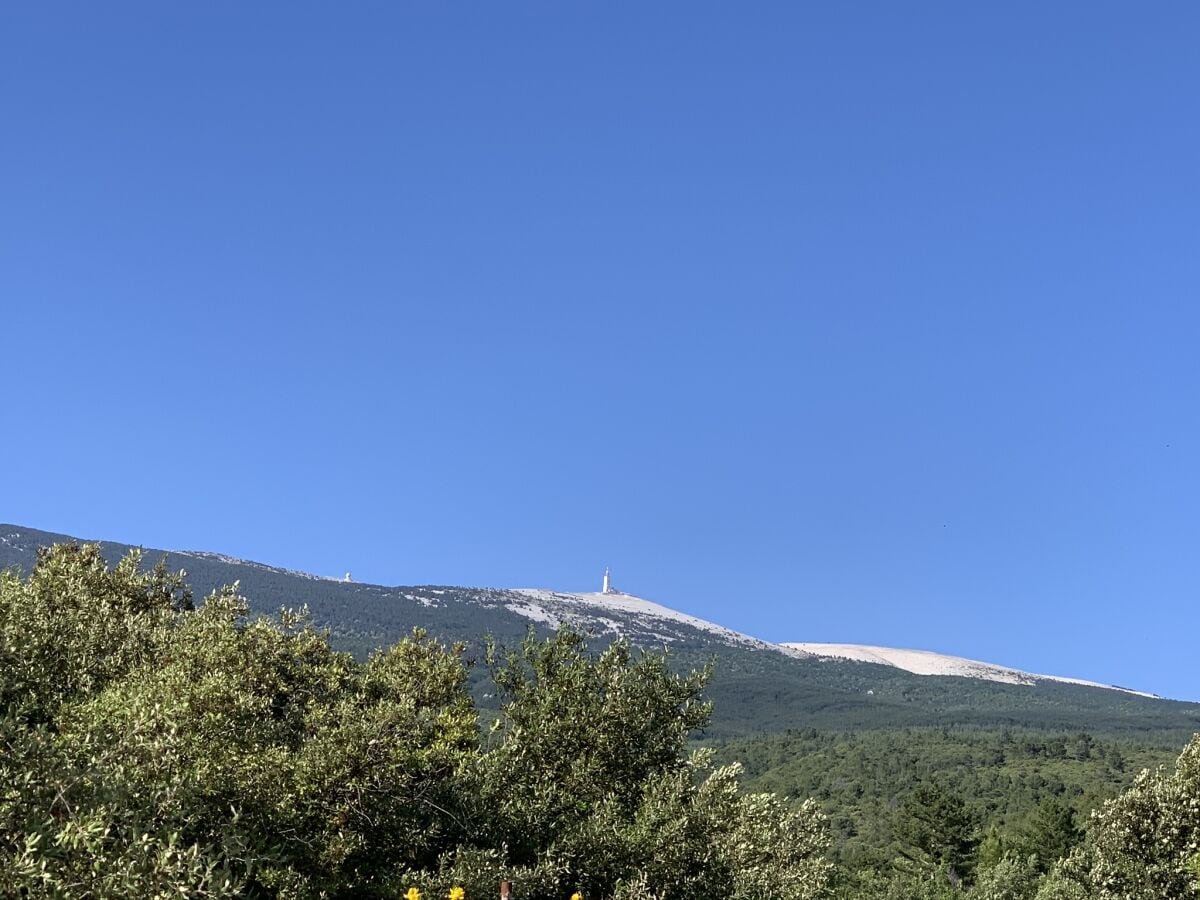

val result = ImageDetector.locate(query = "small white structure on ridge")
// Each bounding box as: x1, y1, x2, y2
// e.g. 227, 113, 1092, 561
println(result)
343, 572, 353, 583
602, 567, 616, 594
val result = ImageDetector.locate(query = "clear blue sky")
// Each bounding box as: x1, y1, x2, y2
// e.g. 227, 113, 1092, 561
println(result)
3, 3, 1198, 698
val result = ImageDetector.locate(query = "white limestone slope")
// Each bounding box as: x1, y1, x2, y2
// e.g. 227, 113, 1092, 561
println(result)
782, 643, 1159, 698
506, 589, 776, 649
501, 588, 1160, 699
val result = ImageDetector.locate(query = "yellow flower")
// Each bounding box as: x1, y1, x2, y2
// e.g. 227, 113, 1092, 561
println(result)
571, 894, 584, 900
405, 889, 422, 900
449, 889, 465, 900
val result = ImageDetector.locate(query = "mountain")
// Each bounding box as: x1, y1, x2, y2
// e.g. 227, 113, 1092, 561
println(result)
501, 588, 774, 650
496, 591, 1157, 696
3, 523, 1199, 741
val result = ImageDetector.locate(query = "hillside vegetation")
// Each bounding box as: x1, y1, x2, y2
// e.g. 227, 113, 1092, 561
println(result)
0, 544, 830, 898
4, 540, 1200, 898
714, 728, 1179, 869
3, 525, 1198, 744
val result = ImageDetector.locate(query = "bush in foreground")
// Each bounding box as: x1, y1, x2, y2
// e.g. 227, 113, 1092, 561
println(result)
0, 544, 832, 899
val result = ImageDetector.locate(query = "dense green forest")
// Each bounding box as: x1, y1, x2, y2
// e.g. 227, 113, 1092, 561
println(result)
2, 543, 1199, 898
713, 728, 1178, 869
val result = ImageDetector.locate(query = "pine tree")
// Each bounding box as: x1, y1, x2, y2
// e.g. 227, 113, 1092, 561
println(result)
1020, 798, 1082, 873
894, 782, 979, 886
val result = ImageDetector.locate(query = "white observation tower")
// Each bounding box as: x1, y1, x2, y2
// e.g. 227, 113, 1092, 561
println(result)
602, 566, 616, 595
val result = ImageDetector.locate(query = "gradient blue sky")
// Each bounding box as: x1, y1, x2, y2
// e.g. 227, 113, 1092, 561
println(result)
3, 3, 1198, 698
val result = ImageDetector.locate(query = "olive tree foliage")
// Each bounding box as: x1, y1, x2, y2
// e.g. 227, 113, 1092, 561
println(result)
1035, 734, 1200, 900
478, 632, 713, 876
833, 854, 1040, 900
410, 631, 833, 900
0, 544, 833, 899
1, 544, 478, 898
0, 543, 191, 722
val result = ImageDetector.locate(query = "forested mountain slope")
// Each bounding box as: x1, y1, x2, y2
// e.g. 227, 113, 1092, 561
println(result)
713, 727, 1181, 869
